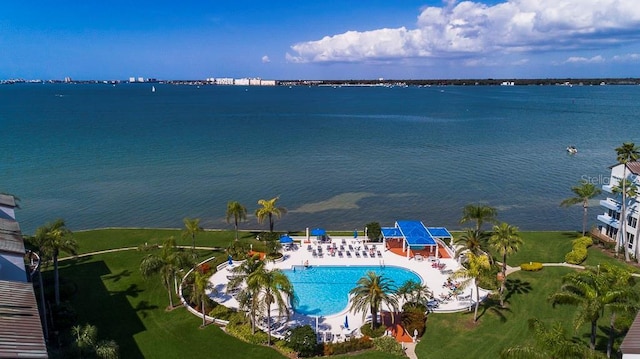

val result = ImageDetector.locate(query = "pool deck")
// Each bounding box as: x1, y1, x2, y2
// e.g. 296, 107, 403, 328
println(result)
208, 236, 489, 341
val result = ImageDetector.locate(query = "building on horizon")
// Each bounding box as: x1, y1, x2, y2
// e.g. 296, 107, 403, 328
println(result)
595, 161, 640, 254
0, 194, 48, 358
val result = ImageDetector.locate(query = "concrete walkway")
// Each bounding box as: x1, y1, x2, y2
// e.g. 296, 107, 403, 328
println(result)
58, 245, 221, 261
404, 342, 418, 359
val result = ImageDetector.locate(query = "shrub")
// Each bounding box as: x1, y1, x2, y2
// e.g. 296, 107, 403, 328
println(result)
324, 337, 373, 356
285, 325, 321, 357
226, 321, 268, 345
360, 324, 387, 338
565, 247, 588, 264
402, 307, 427, 337
226, 312, 249, 326
208, 304, 236, 320
402, 302, 427, 312
477, 264, 500, 290
274, 340, 296, 357
572, 236, 593, 248
226, 242, 250, 260
520, 262, 543, 271
372, 336, 405, 356
564, 235, 591, 264
197, 263, 212, 274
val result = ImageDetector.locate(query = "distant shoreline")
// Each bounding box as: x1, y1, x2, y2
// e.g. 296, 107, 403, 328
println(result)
3, 77, 640, 86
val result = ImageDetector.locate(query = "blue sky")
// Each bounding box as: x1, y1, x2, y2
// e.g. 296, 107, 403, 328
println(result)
2, 0, 640, 80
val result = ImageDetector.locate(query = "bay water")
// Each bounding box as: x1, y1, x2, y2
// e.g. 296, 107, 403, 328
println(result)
2, 83, 639, 234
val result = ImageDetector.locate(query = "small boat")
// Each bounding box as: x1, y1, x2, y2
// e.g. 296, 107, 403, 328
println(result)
151, 86, 156, 93
566, 146, 578, 154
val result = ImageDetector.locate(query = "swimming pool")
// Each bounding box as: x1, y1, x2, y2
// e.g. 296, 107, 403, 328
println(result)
282, 265, 421, 316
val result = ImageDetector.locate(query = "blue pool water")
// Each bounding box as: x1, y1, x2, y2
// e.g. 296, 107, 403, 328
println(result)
282, 265, 421, 316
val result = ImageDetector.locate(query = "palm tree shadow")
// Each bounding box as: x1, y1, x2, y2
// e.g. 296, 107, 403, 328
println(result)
109, 283, 144, 298
134, 300, 159, 319
504, 278, 532, 302
103, 269, 132, 282
477, 296, 511, 322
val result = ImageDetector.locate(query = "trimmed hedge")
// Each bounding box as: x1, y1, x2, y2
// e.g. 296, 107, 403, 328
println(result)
565, 236, 592, 264
520, 262, 543, 271
565, 247, 588, 264
572, 236, 593, 248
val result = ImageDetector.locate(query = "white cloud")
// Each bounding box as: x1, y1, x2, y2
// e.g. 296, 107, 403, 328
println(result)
563, 55, 605, 64
287, 0, 640, 64
261, 55, 271, 63
612, 53, 640, 62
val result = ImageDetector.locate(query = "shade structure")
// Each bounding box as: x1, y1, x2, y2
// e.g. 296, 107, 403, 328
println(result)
279, 235, 293, 244
310, 228, 326, 236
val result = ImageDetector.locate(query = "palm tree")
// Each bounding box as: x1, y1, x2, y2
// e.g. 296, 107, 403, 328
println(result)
489, 222, 523, 307
235, 278, 265, 335
226, 201, 247, 241
227, 253, 264, 293
612, 179, 639, 261
72, 323, 120, 359
225, 253, 267, 334
33, 219, 78, 305
599, 263, 638, 358
255, 196, 287, 233
560, 180, 602, 236
501, 318, 606, 359
181, 217, 203, 251
548, 265, 610, 350
192, 270, 215, 327
450, 252, 490, 322
349, 271, 399, 330
454, 228, 489, 259
614, 142, 640, 261
140, 236, 194, 309
396, 279, 431, 307
246, 265, 294, 345
460, 204, 498, 233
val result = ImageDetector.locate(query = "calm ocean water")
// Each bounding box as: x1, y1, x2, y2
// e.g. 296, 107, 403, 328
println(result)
2, 83, 639, 234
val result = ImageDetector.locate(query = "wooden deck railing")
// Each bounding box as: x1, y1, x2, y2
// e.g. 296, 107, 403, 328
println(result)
590, 228, 616, 244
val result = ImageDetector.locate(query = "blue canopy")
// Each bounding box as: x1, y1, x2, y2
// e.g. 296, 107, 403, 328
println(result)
310, 228, 326, 236
279, 235, 294, 244
396, 220, 437, 246
427, 227, 453, 238
381, 227, 403, 238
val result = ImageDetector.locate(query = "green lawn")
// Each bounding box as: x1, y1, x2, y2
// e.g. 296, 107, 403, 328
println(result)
56, 250, 286, 359
501, 231, 577, 265
72, 228, 263, 254
418, 267, 580, 358
45, 229, 639, 358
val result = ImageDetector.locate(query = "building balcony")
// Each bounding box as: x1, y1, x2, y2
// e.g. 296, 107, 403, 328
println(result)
597, 214, 620, 228
600, 199, 620, 212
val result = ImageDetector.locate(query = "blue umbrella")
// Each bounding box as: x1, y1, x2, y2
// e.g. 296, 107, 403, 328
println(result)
310, 228, 326, 236
227, 255, 233, 265
353, 230, 358, 238
344, 315, 349, 329
280, 235, 293, 244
